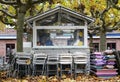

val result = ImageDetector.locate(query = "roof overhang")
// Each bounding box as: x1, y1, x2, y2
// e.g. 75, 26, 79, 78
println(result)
26, 6, 94, 28
0, 35, 16, 39
88, 32, 120, 39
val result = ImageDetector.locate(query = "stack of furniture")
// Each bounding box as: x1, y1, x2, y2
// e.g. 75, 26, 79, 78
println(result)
90, 52, 105, 76
16, 52, 32, 77
14, 51, 89, 77
90, 51, 118, 79
59, 53, 73, 77
103, 50, 118, 78
73, 52, 88, 78
32, 53, 47, 76
46, 54, 59, 77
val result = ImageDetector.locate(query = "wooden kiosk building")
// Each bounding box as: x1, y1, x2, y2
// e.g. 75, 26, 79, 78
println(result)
26, 6, 94, 76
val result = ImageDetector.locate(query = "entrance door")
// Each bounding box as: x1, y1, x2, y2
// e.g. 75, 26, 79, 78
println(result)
6, 44, 15, 63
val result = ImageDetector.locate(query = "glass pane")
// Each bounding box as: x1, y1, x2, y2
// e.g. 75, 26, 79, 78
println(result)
107, 43, 116, 50
36, 29, 84, 46
93, 43, 99, 52
35, 13, 85, 26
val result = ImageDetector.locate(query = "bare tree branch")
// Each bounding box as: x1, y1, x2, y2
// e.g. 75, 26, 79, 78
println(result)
90, 6, 96, 18
113, 21, 120, 29
32, 0, 49, 4
0, 15, 16, 26
113, 5, 120, 10
88, 28, 100, 38
106, 21, 120, 31
109, 0, 120, 10
0, 9, 16, 18
88, 24, 100, 30
37, 2, 45, 14
100, 0, 111, 30
0, 0, 17, 5
16, 0, 22, 5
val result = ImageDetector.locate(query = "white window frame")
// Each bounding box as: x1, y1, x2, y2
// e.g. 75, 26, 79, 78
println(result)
33, 21, 88, 48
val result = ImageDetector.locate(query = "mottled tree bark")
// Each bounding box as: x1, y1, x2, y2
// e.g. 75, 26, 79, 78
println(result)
100, 29, 106, 51
17, 12, 25, 52
16, 5, 27, 52
89, 34, 93, 53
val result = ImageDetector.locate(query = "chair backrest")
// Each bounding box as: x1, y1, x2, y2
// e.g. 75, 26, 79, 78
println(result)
47, 54, 59, 62
73, 52, 87, 62
16, 52, 32, 65
33, 53, 47, 59
33, 53, 47, 64
59, 53, 73, 62
0, 57, 3, 66
16, 52, 31, 58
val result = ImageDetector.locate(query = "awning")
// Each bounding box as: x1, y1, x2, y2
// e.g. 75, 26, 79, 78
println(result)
0, 35, 16, 39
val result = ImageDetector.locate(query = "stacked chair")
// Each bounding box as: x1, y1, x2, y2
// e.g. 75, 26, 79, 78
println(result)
59, 53, 73, 77
73, 52, 88, 78
14, 51, 89, 78
32, 53, 47, 76
46, 54, 59, 77
16, 52, 32, 77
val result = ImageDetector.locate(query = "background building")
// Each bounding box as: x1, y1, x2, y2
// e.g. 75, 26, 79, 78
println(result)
0, 28, 28, 63
92, 31, 120, 52
0, 28, 120, 57
0, 28, 16, 56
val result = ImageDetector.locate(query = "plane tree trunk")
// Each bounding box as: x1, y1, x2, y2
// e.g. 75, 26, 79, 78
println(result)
100, 28, 106, 51
17, 6, 26, 52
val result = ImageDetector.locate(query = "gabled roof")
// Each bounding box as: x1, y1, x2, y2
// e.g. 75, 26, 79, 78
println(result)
26, 6, 94, 27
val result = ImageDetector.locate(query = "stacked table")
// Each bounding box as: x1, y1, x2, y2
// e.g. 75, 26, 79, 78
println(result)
91, 51, 118, 79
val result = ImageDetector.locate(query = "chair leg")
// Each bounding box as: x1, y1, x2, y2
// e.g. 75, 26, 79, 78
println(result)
71, 64, 72, 78
57, 64, 59, 77
47, 64, 49, 76
60, 64, 62, 78
17, 64, 19, 77
74, 64, 77, 78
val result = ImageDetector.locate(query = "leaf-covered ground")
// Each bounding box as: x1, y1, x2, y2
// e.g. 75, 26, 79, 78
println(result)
1, 74, 120, 82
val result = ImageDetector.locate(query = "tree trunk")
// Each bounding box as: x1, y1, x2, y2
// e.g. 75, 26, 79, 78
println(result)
100, 29, 106, 51
17, 12, 25, 52
89, 34, 93, 53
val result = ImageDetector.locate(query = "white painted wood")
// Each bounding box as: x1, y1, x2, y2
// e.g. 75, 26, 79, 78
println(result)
84, 21, 88, 47
33, 46, 89, 49
33, 21, 36, 48
34, 26, 85, 29
33, 25, 88, 47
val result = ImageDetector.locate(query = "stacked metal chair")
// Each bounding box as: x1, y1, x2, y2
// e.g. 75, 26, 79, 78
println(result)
16, 52, 32, 77
0, 56, 11, 77
73, 52, 88, 78
46, 54, 59, 77
0, 57, 3, 66
32, 53, 47, 76
59, 53, 73, 77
